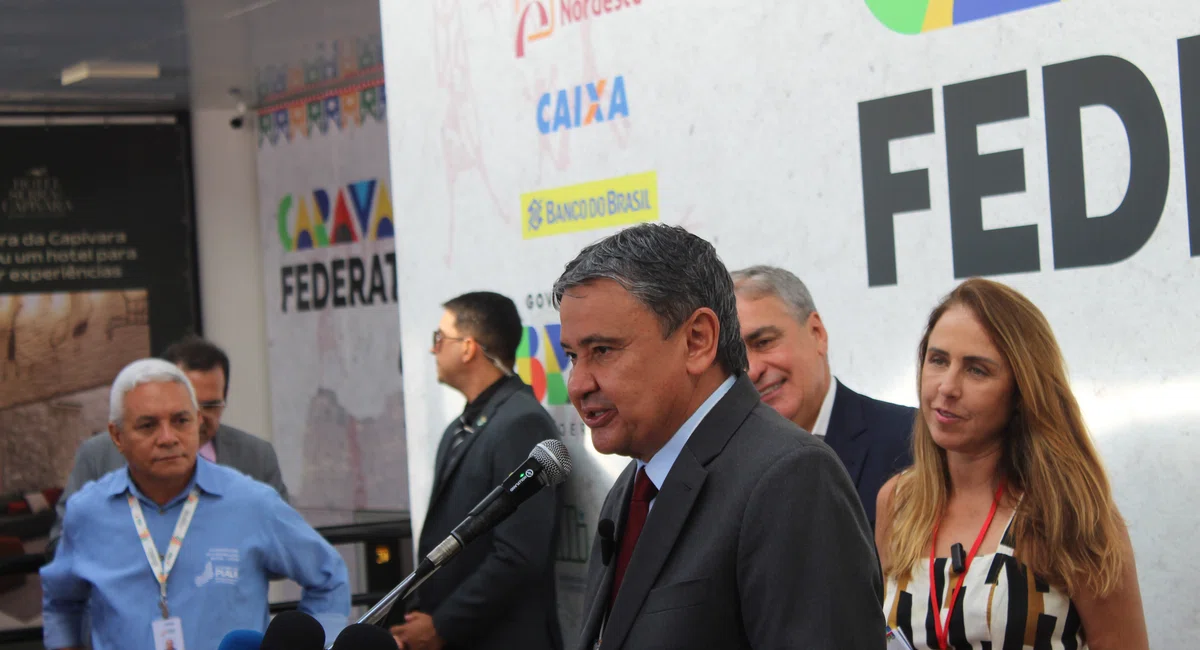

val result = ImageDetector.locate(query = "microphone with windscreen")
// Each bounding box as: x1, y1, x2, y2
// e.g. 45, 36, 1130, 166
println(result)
217, 629, 263, 650
356, 439, 572, 625
330, 623, 396, 650
425, 439, 572, 565
261, 610, 325, 650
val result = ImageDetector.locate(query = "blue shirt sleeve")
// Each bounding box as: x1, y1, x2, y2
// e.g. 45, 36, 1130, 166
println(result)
40, 502, 91, 649
259, 493, 351, 640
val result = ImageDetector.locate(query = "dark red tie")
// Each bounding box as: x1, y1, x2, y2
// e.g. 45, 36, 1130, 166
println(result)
610, 467, 657, 608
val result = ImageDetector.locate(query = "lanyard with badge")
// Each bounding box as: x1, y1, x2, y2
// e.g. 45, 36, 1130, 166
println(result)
128, 487, 200, 650
928, 479, 1006, 650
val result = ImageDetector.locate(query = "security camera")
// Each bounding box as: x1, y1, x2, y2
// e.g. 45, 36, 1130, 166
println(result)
229, 88, 247, 130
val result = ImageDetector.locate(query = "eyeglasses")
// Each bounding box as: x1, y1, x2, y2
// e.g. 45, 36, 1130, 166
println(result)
431, 329, 514, 377
432, 329, 466, 349
198, 400, 225, 414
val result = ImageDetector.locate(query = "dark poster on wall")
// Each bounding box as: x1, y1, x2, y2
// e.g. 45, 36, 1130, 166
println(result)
0, 120, 199, 549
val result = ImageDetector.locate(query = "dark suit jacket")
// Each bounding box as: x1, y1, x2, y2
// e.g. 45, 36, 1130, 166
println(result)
49, 424, 288, 552
400, 376, 564, 650
824, 380, 915, 527
576, 376, 885, 650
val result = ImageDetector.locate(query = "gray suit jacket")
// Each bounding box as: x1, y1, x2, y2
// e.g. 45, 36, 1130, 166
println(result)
577, 376, 885, 650
48, 424, 288, 552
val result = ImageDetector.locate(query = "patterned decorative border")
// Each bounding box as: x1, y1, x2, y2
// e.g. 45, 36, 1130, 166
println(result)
256, 79, 386, 148
254, 35, 385, 105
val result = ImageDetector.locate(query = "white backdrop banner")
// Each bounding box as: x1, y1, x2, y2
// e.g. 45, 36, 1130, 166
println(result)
382, 0, 1200, 644
256, 78, 409, 516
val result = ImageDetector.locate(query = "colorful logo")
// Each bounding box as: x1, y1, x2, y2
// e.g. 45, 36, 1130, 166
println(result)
521, 171, 657, 239
515, 0, 644, 58
865, 0, 1058, 34
515, 1, 555, 58
537, 76, 629, 134
517, 324, 570, 405
276, 179, 394, 252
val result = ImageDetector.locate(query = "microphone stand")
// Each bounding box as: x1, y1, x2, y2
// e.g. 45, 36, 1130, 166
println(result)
354, 531, 462, 628
343, 444, 568, 643
325, 559, 446, 647
356, 558, 441, 626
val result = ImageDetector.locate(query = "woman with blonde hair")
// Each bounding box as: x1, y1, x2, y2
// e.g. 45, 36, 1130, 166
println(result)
876, 278, 1148, 649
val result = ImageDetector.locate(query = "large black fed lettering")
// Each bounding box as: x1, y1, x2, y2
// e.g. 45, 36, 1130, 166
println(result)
279, 251, 397, 312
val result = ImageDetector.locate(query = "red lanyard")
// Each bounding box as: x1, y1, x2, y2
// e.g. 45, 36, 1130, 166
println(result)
928, 479, 1006, 650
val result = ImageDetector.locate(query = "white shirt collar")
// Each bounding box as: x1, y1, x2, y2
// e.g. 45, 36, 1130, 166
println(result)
809, 372, 838, 438
639, 375, 737, 492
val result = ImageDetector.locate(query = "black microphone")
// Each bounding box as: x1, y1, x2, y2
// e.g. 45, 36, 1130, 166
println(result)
355, 439, 572, 626
598, 519, 615, 566
261, 610, 325, 650
330, 623, 396, 649
423, 439, 573, 568
951, 542, 967, 573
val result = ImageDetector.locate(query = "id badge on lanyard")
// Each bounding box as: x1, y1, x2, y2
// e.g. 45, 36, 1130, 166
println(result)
129, 487, 200, 650
886, 626, 916, 650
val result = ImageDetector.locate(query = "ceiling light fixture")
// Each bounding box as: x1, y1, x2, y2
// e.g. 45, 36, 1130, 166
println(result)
61, 61, 161, 86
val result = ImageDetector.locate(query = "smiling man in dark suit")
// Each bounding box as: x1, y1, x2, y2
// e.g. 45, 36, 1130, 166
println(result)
557, 225, 883, 650
731, 266, 914, 527
390, 291, 563, 650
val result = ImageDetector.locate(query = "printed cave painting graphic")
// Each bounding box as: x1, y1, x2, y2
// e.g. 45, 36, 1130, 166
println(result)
865, 0, 1059, 34
0, 289, 149, 492
0, 289, 149, 625
0, 289, 149, 410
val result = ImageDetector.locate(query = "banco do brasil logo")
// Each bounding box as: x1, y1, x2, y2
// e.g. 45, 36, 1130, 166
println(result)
521, 171, 657, 240
866, 0, 1058, 34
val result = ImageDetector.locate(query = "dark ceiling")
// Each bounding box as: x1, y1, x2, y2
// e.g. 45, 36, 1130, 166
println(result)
0, 0, 190, 110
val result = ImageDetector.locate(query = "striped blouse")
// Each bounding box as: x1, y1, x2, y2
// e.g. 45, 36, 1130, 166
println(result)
883, 511, 1086, 649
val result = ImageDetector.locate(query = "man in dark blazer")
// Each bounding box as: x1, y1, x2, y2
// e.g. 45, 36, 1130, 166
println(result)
733, 265, 914, 526
556, 225, 883, 650
49, 337, 288, 554
390, 291, 562, 650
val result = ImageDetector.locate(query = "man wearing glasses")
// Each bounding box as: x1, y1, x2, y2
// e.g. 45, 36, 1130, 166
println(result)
389, 291, 563, 650
49, 336, 289, 555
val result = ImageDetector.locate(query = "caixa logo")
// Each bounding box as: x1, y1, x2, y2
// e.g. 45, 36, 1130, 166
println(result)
865, 0, 1058, 34
537, 76, 629, 134
516, 324, 570, 405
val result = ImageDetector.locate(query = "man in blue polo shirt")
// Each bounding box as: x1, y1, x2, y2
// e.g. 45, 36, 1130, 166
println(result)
41, 358, 350, 650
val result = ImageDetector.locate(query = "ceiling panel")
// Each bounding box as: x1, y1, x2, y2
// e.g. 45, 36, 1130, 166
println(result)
0, 0, 189, 110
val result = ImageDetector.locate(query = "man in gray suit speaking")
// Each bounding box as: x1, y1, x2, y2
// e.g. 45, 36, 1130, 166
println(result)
49, 336, 288, 554
555, 224, 884, 650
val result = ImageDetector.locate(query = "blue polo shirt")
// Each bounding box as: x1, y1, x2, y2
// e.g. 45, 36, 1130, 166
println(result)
41, 458, 350, 650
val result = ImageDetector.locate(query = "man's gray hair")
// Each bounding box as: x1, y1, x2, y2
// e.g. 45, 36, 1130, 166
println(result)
109, 358, 198, 426
730, 265, 819, 324
552, 223, 748, 375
